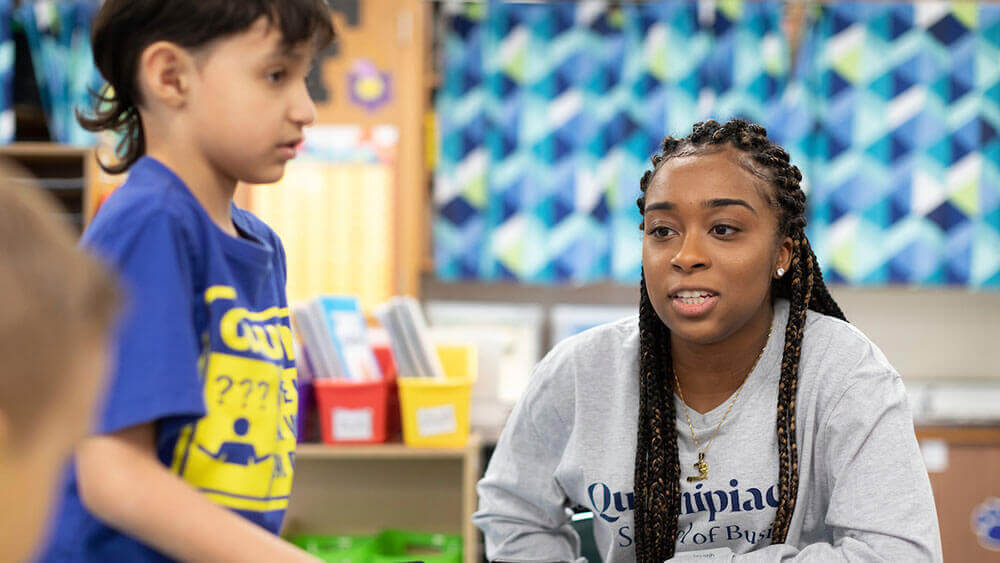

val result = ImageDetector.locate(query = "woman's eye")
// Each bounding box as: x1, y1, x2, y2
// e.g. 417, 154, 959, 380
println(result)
649, 226, 676, 238
267, 69, 287, 83
711, 224, 739, 237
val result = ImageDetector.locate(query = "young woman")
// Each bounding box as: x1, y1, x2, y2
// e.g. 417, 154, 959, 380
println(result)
475, 119, 941, 562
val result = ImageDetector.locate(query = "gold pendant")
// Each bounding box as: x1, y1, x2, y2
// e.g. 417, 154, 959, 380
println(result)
687, 452, 708, 482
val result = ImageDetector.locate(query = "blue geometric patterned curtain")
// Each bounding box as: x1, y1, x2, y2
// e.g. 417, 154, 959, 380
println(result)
436, 2, 625, 283
15, 0, 102, 145
435, 1, 792, 284
793, 2, 1000, 288
435, 3, 489, 280
434, 1, 1000, 288
616, 1, 794, 281
0, 0, 13, 144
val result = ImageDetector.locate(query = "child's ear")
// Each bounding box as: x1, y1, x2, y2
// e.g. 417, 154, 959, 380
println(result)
138, 41, 195, 109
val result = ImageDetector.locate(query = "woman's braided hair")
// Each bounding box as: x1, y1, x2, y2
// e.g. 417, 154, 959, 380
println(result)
632, 119, 846, 561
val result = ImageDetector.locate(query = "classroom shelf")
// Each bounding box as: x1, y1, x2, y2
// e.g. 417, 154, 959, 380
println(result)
1, 141, 125, 231
2, 142, 92, 232
0, 142, 90, 159
286, 434, 482, 563
296, 434, 480, 460
915, 425, 1000, 562
916, 425, 1000, 446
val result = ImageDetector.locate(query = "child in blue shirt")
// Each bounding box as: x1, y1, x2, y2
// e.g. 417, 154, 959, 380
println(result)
39, 1, 334, 561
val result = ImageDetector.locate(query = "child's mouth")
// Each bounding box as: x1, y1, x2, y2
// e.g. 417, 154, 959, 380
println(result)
277, 139, 302, 159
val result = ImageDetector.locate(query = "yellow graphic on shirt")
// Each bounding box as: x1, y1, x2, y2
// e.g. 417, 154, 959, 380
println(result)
170, 286, 298, 513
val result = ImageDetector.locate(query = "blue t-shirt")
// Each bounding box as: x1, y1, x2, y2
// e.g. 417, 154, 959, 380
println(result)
39, 157, 299, 562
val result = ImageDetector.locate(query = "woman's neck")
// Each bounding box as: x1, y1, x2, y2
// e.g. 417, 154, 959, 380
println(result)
671, 301, 774, 414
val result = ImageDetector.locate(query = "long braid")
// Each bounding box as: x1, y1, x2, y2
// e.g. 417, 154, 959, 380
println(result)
773, 235, 810, 540
633, 277, 652, 559
658, 317, 681, 556
635, 274, 681, 560
633, 119, 847, 558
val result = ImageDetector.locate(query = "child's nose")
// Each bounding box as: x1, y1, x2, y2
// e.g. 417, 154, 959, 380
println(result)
290, 84, 317, 127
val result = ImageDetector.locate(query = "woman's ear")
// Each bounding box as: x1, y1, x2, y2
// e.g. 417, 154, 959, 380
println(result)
775, 236, 793, 279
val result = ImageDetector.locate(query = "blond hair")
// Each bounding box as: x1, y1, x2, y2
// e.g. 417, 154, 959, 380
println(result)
0, 159, 120, 442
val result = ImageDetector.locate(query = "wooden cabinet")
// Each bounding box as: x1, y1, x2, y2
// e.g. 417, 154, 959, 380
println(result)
0, 142, 125, 231
917, 427, 1000, 562
284, 435, 482, 563
0, 142, 89, 231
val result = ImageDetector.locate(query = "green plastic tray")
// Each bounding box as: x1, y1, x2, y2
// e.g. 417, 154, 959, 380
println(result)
371, 529, 462, 563
290, 534, 376, 563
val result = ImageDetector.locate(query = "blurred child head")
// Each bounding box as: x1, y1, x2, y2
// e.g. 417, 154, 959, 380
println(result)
0, 160, 121, 561
79, 0, 335, 180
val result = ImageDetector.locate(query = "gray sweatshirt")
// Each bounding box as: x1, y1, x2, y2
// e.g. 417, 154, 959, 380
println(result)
474, 300, 942, 562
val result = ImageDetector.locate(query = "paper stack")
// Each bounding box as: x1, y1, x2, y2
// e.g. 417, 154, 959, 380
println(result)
291, 295, 383, 381
374, 296, 445, 379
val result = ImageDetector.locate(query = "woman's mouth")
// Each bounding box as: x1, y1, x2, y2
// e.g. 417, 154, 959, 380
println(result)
670, 290, 719, 317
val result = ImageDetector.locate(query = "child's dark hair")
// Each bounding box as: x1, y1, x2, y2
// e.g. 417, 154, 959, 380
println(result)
632, 119, 846, 561
78, 0, 335, 174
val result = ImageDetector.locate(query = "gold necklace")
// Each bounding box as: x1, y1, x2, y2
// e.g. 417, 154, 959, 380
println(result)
674, 326, 772, 483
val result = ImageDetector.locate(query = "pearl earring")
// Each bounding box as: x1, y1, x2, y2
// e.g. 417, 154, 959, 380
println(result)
776, 268, 785, 278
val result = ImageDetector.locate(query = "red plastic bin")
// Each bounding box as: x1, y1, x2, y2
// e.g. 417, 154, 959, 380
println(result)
373, 344, 401, 438
314, 378, 390, 445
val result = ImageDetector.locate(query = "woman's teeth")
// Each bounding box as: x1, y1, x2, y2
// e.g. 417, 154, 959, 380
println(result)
674, 291, 714, 304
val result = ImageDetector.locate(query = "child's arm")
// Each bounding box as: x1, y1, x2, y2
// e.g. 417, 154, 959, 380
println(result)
76, 423, 320, 562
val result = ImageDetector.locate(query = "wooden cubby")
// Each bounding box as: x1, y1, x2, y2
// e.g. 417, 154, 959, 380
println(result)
0, 142, 91, 232
284, 435, 482, 562
0, 141, 125, 232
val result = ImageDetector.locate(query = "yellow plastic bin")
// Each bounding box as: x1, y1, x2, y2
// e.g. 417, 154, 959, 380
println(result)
397, 344, 476, 448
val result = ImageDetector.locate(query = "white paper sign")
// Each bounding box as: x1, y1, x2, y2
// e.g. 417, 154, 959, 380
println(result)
416, 405, 457, 437
333, 407, 374, 441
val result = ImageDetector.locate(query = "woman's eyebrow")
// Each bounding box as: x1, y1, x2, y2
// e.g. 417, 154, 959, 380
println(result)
704, 198, 757, 215
644, 198, 757, 215
644, 201, 673, 212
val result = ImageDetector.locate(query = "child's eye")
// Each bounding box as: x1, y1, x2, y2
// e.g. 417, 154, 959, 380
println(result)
267, 69, 287, 83
711, 224, 740, 237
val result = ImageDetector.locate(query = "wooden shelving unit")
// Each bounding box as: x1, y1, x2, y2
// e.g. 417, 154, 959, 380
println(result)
296, 439, 477, 461
0, 141, 124, 231
916, 426, 1000, 446
285, 434, 482, 562
0, 141, 90, 158
915, 426, 1000, 562
0, 142, 92, 232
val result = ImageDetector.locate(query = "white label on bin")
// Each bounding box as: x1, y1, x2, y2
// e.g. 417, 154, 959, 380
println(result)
416, 405, 457, 437
333, 407, 374, 441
